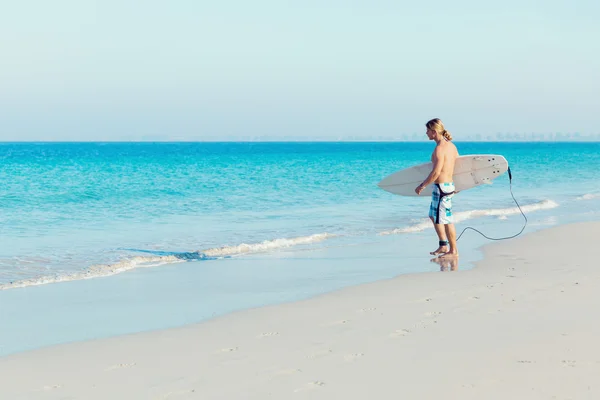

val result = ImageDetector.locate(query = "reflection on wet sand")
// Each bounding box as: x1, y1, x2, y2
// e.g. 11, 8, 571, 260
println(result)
430, 256, 459, 271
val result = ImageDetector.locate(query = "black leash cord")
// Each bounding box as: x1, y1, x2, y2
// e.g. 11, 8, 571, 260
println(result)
456, 166, 527, 241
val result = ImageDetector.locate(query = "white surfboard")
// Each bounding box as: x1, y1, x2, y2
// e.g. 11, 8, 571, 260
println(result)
378, 154, 509, 196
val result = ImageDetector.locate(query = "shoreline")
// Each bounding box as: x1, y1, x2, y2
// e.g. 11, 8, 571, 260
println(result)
0, 196, 560, 292
2, 221, 599, 398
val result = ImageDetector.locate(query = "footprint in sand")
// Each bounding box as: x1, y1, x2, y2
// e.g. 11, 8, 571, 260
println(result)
389, 329, 411, 338
217, 347, 238, 353
499, 254, 516, 259
293, 381, 325, 393
272, 368, 302, 376
424, 311, 442, 317
414, 312, 441, 328
306, 349, 333, 359
324, 319, 350, 327
105, 362, 137, 371
258, 332, 280, 338
344, 353, 364, 362
39, 384, 62, 391
357, 307, 377, 313
160, 389, 196, 399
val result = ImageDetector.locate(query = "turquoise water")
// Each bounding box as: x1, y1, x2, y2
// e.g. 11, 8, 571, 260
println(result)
1, 142, 599, 355
1, 142, 599, 288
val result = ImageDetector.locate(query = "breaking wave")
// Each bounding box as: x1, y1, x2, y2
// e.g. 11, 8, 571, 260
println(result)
576, 193, 600, 201
0, 233, 336, 291
202, 233, 336, 257
379, 199, 559, 235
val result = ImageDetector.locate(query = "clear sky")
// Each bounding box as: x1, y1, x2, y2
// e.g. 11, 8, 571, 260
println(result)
1, 0, 599, 141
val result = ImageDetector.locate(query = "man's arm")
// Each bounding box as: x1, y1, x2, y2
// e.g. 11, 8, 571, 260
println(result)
415, 148, 444, 194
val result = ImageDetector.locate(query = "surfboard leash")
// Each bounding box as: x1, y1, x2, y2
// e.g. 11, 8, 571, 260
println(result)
456, 166, 528, 241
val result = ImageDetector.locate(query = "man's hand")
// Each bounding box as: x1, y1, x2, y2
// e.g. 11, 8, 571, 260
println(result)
415, 184, 425, 195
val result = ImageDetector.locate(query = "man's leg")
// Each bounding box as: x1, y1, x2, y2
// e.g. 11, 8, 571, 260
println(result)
437, 184, 458, 258
439, 223, 458, 258
430, 217, 449, 255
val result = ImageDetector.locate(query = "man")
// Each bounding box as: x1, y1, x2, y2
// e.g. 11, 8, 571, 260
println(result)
415, 118, 459, 258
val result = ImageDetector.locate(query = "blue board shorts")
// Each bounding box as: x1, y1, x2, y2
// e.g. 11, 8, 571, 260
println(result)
429, 182, 455, 224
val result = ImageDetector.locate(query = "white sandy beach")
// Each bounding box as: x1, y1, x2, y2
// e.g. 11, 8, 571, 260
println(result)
2, 221, 599, 399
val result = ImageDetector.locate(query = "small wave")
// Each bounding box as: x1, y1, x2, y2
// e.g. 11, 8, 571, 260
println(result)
0, 255, 188, 290
0, 233, 336, 291
576, 193, 600, 201
379, 199, 559, 235
202, 233, 336, 257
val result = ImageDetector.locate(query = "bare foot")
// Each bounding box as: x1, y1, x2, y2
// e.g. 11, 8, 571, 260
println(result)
430, 246, 449, 255
438, 251, 459, 259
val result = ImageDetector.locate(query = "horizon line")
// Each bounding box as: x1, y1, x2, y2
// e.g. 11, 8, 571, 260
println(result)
1, 140, 600, 144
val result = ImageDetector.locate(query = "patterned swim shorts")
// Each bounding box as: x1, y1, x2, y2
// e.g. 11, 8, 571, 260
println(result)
429, 182, 455, 224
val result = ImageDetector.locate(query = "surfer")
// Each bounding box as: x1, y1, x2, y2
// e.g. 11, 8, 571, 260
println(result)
415, 118, 459, 258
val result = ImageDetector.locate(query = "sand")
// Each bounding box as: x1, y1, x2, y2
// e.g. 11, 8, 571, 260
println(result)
1, 221, 599, 399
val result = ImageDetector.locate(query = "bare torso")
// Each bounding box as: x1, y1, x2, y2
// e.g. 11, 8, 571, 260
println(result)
432, 140, 459, 183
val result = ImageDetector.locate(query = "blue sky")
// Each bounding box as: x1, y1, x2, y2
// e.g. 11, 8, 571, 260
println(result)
1, 0, 599, 141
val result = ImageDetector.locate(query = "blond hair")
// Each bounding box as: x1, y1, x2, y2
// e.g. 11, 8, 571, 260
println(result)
426, 118, 453, 141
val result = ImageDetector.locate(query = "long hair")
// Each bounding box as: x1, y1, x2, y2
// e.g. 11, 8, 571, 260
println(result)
426, 118, 453, 141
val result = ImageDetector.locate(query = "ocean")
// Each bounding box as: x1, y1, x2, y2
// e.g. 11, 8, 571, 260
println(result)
1, 142, 599, 355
